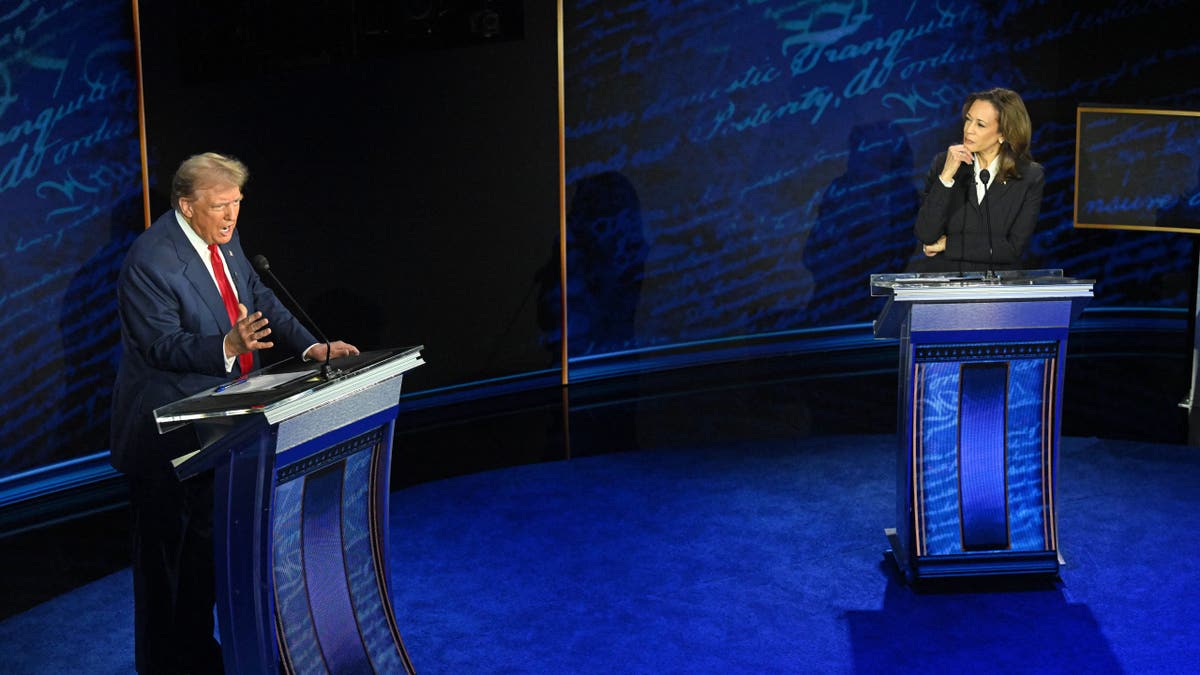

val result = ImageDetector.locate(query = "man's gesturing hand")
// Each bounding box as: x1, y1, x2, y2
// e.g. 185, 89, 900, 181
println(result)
224, 303, 273, 357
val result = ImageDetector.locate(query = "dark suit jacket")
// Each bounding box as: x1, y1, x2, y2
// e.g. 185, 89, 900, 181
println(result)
110, 210, 318, 474
909, 152, 1044, 274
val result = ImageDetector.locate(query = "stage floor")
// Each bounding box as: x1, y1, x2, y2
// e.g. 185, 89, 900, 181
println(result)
3, 434, 1198, 672
1, 341, 1196, 672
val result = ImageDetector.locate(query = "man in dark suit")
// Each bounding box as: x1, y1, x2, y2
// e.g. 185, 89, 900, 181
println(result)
111, 152, 358, 673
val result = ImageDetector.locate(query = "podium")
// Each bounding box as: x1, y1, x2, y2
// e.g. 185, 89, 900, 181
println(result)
155, 346, 424, 674
871, 271, 1092, 582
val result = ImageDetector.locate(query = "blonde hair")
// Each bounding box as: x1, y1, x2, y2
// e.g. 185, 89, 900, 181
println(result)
171, 152, 249, 209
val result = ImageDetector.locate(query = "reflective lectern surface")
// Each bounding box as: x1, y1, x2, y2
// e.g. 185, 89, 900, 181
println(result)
871, 268, 1094, 296
870, 270, 1094, 338
154, 345, 425, 433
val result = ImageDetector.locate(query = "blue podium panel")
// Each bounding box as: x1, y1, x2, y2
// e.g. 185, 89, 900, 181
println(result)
873, 272, 1091, 582
911, 345, 1056, 561
273, 416, 412, 674
160, 348, 423, 673
958, 361, 1009, 551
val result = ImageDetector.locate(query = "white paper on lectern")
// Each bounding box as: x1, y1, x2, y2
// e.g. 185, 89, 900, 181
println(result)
211, 370, 321, 396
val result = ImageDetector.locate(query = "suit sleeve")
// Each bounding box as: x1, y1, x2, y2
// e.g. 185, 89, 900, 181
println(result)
118, 254, 229, 377
913, 152, 959, 245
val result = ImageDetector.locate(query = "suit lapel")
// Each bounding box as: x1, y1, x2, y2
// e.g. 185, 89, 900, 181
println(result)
222, 242, 253, 312
168, 222, 234, 331
987, 177, 1011, 205
975, 174, 1010, 210
219, 241, 258, 373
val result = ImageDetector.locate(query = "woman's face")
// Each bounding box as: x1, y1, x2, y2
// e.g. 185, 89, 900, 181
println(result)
962, 100, 1004, 160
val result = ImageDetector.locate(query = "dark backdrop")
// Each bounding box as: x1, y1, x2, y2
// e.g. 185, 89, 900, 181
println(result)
136, 0, 558, 395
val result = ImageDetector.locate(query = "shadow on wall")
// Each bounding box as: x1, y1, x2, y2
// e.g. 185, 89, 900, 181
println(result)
56, 193, 145, 467
536, 171, 648, 360
804, 121, 920, 324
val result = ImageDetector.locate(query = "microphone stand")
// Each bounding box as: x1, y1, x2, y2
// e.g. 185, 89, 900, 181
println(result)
251, 255, 342, 380
979, 167, 997, 282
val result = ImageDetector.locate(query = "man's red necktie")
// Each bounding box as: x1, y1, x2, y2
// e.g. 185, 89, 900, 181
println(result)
209, 244, 254, 376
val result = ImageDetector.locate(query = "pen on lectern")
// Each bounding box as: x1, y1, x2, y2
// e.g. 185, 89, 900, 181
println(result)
214, 376, 249, 394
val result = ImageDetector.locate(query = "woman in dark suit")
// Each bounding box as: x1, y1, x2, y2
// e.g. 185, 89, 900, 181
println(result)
909, 88, 1044, 274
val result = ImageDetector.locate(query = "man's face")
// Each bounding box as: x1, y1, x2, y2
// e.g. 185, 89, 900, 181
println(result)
179, 182, 242, 245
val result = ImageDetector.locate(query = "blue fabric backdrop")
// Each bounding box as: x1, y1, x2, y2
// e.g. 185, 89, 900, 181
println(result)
0, 1, 142, 477
558, 1, 1200, 357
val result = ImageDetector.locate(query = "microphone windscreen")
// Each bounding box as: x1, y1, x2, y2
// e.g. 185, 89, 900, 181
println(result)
251, 254, 270, 272
979, 169, 990, 184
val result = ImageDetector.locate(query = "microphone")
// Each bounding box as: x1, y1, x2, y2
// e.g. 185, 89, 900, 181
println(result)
251, 254, 341, 379
978, 168, 996, 280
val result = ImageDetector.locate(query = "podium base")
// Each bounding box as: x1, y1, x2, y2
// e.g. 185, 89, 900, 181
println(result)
884, 527, 1060, 585
883, 528, 914, 584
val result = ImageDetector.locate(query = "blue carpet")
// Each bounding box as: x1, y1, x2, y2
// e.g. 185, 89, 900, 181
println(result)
2, 435, 1198, 673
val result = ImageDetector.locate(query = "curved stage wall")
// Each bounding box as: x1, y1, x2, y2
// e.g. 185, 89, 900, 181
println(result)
0, 2, 143, 494
2, 1, 1199, 504
557, 0, 1200, 364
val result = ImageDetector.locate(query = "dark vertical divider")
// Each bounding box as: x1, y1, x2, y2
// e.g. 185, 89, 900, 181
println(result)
136, 3, 559, 395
